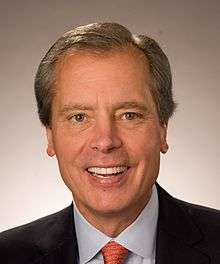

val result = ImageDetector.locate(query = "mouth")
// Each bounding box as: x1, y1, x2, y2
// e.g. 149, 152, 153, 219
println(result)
85, 165, 131, 187
86, 166, 129, 178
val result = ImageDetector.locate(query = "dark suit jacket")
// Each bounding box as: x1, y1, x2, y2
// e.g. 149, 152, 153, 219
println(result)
1, 184, 220, 263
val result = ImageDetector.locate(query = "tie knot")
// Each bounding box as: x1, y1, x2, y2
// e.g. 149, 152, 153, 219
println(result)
101, 241, 128, 264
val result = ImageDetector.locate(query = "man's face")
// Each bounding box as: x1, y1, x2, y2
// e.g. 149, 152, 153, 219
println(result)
46, 48, 168, 222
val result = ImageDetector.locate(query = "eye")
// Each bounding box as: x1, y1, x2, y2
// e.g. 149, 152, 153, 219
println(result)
70, 113, 86, 123
122, 112, 142, 120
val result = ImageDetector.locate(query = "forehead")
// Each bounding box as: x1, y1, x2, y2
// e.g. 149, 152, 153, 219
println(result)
55, 46, 150, 81
53, 48, 155, 109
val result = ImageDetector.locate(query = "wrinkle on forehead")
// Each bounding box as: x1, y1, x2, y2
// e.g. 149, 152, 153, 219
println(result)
55, 46, 151, 84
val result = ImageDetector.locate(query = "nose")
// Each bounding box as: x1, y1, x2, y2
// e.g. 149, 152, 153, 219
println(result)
89, 118, 122, 153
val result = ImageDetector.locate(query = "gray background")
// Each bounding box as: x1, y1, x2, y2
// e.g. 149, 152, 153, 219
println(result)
0, 0, 219, 231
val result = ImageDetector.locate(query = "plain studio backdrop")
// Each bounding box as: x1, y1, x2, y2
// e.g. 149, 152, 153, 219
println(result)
0, 0, 219, 231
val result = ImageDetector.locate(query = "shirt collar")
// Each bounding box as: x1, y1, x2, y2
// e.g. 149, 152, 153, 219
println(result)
73, 184, 159, 263
74, 204, 110, 263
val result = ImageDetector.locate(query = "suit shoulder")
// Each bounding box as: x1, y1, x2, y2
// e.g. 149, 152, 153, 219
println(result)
175, 197, 220, 252
0, 206, 71, 241
176, 198, 220, 226
157, 184, 220, 229
0, 205, 73, 263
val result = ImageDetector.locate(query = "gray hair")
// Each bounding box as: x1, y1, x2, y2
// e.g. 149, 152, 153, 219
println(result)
34, 22, 176, 127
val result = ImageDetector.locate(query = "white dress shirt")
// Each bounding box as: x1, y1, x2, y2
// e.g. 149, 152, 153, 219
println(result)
73, 185, 159, 264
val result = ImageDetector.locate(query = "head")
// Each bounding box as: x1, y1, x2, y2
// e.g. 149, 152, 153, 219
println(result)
35, 22, 175, 127
34, 22, 176, 233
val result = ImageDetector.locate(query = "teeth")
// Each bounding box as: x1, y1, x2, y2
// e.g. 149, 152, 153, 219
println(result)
87, 166, 127, 175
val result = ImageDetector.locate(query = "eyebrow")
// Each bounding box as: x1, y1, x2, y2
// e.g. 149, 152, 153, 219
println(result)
114, 101, 150, 112
60, 104, 94, 114
60, 101, 150, 114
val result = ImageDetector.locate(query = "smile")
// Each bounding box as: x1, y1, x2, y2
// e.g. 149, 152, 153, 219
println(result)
87, 166, 128, 177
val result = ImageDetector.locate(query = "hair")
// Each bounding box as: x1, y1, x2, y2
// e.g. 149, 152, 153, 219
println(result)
34, 22, 176, 127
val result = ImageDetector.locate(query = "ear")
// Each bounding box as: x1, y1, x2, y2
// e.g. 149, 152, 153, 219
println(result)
160, 123, 169, 154
46, 127, 56, 157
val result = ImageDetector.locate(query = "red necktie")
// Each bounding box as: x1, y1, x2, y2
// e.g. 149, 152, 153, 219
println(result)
101, 241, 128, 264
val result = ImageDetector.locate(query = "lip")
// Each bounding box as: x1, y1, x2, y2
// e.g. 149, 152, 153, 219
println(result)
85, 163, 128, 169
84, 166, 131, 188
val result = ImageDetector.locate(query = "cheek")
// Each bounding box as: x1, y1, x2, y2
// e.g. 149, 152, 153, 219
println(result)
52, 131, 88, 190
125, 128, 161, 160
52, 129, 88, 163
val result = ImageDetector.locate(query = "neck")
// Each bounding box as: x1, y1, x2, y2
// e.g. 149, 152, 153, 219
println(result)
74, 191, 152, 237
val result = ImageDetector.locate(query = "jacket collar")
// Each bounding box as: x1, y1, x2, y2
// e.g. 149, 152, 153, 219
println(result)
155, 183, 210, 264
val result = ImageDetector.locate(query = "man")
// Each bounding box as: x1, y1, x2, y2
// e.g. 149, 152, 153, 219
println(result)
0, 22, 220, 263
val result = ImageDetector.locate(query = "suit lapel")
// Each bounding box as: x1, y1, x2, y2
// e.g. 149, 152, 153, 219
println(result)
156, 228, 210, 264
155, 184, 210, 264
40, 239, 78, 264
36, 204, 79, 264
